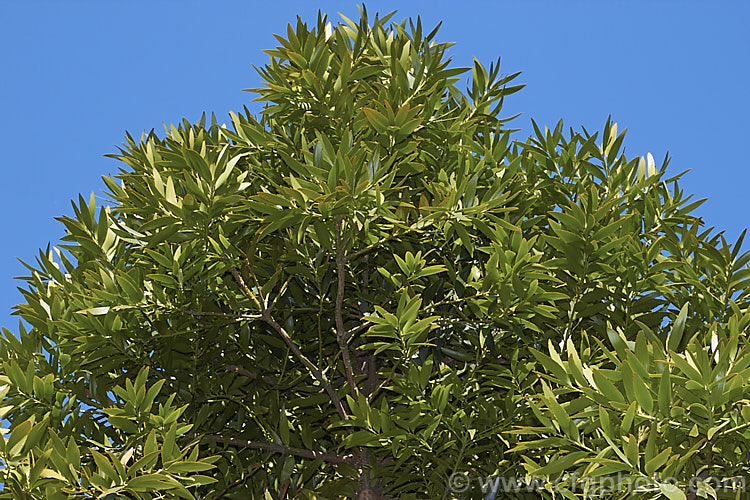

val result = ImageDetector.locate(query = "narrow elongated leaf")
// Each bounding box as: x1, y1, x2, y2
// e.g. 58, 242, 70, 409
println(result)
645, 447, 672, 475
668, 303, 690, 352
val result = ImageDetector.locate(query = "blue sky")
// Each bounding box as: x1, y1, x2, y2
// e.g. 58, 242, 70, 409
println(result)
1, 1, 748, 327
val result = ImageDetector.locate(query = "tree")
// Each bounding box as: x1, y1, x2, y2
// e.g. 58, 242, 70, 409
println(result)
2, 6, 750, 499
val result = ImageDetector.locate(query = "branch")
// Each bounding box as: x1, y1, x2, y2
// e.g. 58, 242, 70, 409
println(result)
194, 434, 358, 465
335, 219, 371, 493
367, 378, 390, 404
215, 471, 254, 499
226, 257, 347, 419
686, 439, 713, 500
183, 309, 262, 322
424, 292, 490, 312
335, 219, 358, 399
224, 366, 331, 394
263, 313, 348, 420
347, 218, 436, 261
348, 234, 396, 261
242, 256, 264, 300
229, 265, 263, 310
224, 365, 283, 387
225, 365, 257, 379
83, 387, 115, 407
267, 275, 293, 314
346, 321, 373, 338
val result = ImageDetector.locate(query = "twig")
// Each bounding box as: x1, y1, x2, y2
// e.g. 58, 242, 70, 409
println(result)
335, 219, 371, 493
367, 378, 391, 404
214, 473, 250, 499
227, 256, 347, 419
347, 218, 435, 261
348, 234, 396, 261
267, 275, 294, 314
242, 256, 264, 302
279, 478, 291, 500
194, 434, 358, 465
83, 387, 116, 407
346, 321, 373, 338
335, 218, 358, 399
263, 313, 348, 420
224, 365, 280, 387
182, 309, 262, 321
686, 439, 713, 500
225, 365, 257, 379
424, 292, 490, 312
229, 265, 263, 310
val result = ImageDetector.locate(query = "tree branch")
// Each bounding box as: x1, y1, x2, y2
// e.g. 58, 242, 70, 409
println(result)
335, 219, 372, 493
347, 219, 436, 262
263, 312, 348, 420
335, 218, 358, 399
361, 255, 378, 399
424, 292, 490, 312
267, 275, 293, 314
367, 378, 391, 404
226, 256, 348, 419
224, 365, 284, 387
229, 265, 263, 310
225, 364, 257, 379
686, 439, 713, 500
348, 234, 397, 261
83, 387, 115, 407
183, 309, 262, 322
194, 434, 358, 465
347, 320, 373, 338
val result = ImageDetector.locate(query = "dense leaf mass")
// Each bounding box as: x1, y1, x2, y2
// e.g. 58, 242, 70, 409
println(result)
2, 7, 750, 500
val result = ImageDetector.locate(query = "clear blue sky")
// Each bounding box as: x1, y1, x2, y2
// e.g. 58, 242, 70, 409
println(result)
1, 1, 748, 328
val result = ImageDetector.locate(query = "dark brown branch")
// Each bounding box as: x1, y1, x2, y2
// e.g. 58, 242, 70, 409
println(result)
195, 434, 358, 464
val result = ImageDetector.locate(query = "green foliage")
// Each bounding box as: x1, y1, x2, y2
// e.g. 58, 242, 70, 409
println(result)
3, 5, 750, 499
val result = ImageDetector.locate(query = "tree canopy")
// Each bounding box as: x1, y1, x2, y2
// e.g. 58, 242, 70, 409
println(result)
2, 7, 750, 500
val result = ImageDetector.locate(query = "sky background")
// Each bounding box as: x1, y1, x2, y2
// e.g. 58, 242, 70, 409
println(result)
1, 1, 748, 330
